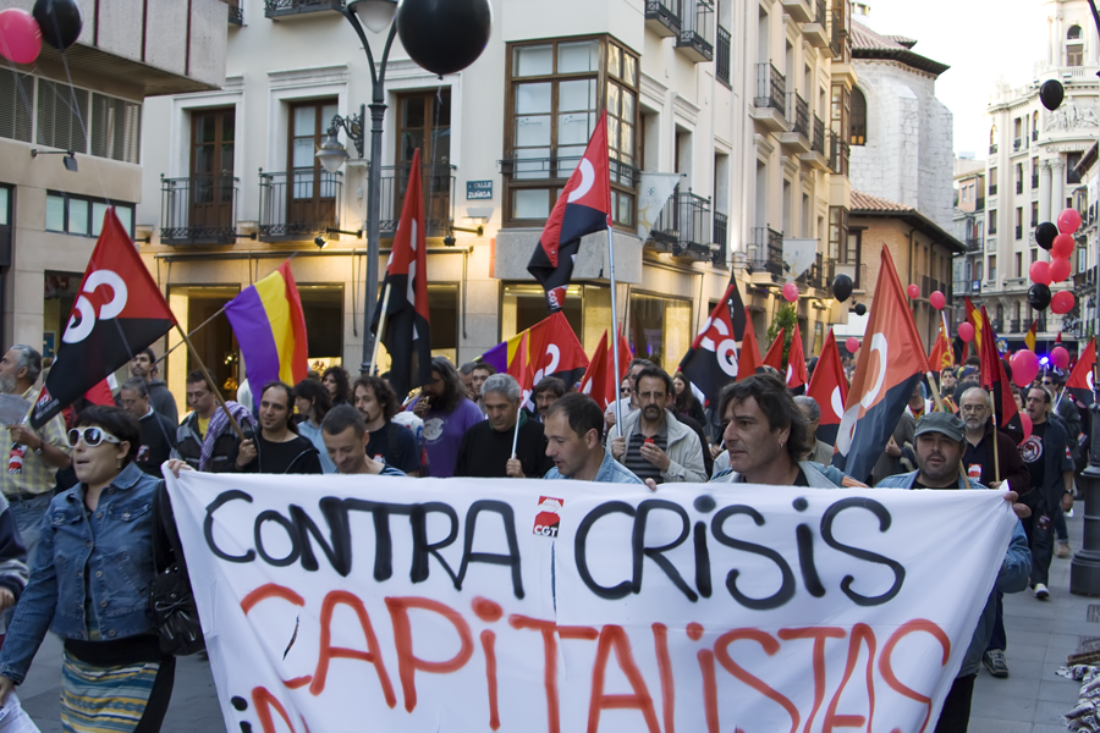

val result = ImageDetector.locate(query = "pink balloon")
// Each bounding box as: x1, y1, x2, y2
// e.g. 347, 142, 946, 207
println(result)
1052, 233, 1076, 259
782, 282, 799, 303
1051, 290, 1076, 315
1010, 349, 1040, 387
0, 9, 42, 65
929, 291, 946, 310
1050, 257, 1072, 283
1029, 260, 1052, 286
906, 283, 920, 299
1058, 207, 1083, 234
958, 322, 975, 342
845, 337, 860, 354
1051, 345, 1070, 370
1019, 411, 1032, 444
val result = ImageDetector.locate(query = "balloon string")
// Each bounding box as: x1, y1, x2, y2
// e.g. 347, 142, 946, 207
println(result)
55, 43, 115, 209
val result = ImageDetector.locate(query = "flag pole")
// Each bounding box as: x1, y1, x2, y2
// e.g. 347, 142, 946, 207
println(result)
990, 401, 1001, 485
174, 324, 246, 442
369, 283, 392, 376
607, 224, 624, 433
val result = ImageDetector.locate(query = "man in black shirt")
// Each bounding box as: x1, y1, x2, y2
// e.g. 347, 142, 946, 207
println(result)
235, 382, 321, 474
455, 374, 553, 478
118, 377, 177, 476
353, 376, 421, 475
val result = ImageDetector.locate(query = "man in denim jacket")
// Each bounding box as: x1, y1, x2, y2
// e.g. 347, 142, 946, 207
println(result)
878, 412, 1031, 733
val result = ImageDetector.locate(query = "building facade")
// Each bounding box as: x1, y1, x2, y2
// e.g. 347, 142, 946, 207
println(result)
135, 0, 859, 400
978, 0, 1098, 349
952, 158, 987, 329
0, 0, 228, 377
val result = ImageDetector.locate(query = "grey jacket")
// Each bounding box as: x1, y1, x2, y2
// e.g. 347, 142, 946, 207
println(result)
610, 408, 707, 483
711, 460, 849, 487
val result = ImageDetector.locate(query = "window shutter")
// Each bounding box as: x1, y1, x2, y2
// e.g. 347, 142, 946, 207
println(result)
0, 74, 33, 142
91, 93, 141, 164
36, 79, 88, 153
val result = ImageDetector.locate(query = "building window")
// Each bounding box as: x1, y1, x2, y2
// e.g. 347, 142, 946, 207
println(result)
628, 292, 693, 373
828, 206, 848, 260
830, 84, 850, 175
289, 99, 339, 226
504, 37, 638, 228
395, 90, 452, 230
1015, 252, 1022, 277
1067, 151, 1083, 184
850, 86, 866, 146
0, 74, 33, 143
1031, 201, 1038, 226
37, 78, 88, 154
188, 107, 236, 236
90, 93, 141, 163
989, 167, 998, 195
988, 209, 997, 234
988, 255, 996, 282
1068, 25, 1083, 66
45, 192, 134, 238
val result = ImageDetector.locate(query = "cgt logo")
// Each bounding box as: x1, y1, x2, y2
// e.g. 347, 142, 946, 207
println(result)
532, 495, 564, 537
63, 269, 128, 344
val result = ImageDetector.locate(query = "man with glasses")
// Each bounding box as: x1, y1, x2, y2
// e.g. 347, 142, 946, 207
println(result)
604, 358, 655, 430
118, 378, 178, 477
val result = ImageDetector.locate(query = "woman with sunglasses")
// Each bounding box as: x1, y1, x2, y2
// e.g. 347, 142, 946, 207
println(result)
0, 406, 175, 732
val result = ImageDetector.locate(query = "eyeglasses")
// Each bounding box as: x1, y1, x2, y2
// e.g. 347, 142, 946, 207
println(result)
620, 387, 631, 394
67, 427, 121, 448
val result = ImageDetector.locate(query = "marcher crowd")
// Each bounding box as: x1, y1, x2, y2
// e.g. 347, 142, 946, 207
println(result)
0, 341, 1075, 733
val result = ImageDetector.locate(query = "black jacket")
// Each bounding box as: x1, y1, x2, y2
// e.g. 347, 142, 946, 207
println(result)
177, 411, 240, 473
455, 415, 554, 479
136, 410, 178, 476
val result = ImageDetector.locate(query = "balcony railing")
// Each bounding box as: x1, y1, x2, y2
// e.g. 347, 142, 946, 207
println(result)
796, 253, 826, 289
1008, 319, 1021, 333
989, 144, 998, 154
989, 184, 998, 196
748, 226, 784, 277
258, 169, 342, 242
787, 92, 810, 138
648, 186, 713, 261
965, 236, 981, 252
713, 211, 728, 267
159, 175, 239, 245
1069, 168, 1083, 185
228, 0, 243, 24
501, 156, 639, 188
1023, 316, 1048, 332
716, 25, 731, 87
754, 62, 786, 114
1016, 180, 1023, 194
828, 133, 849, 175
1014, 137, 1022, 151
645, 0, 682, 36
1032, 173, 1039, 189
829, 8, 844, 57
811, 114, 825, 154
1015, 224, 1023, 240
815, 0, 826, 24
265, 0, 344, 18
373, 162, 457, 237
1032, 129, 1039, 141
677, 0, 714, 62
976, 196, 985, 210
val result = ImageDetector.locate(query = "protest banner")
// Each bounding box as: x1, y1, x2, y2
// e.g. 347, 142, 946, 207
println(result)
166, 472, 1018, 733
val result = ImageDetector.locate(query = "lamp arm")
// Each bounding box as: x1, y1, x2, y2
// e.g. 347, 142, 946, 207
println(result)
341, 8, 379, 89
376, 23, 399, 99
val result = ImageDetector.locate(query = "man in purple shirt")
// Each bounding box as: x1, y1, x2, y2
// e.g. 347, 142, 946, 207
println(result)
409, 357, 484, 477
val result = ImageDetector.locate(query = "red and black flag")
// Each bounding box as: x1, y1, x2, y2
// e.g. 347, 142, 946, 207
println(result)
1066, 337, 1096, 407
786, 321, 809, 390
373, 148, 431, 399
762, 328, 785, 372
833, 246, 931, 482
32, 208, 177, 428
579, 329, 631, 413
527, 112, 611, 312
978, 307, 1021, 432
679, 280, 745, 404
806, 329, 848, 446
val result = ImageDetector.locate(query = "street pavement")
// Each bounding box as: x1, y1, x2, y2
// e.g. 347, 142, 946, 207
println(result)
5, 513, 1096, 732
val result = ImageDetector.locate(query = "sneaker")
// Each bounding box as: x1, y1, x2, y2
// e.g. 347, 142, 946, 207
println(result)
1034, 583, 1050, 599
1058, 542, 1071, 559
982, 649, 1009, 678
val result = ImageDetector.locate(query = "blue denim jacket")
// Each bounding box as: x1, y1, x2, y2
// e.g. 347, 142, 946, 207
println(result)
543, 450, 643, 484
0, 463, 160, 684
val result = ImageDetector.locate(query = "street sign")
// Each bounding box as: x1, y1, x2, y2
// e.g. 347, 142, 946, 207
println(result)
466, 180, 493, 200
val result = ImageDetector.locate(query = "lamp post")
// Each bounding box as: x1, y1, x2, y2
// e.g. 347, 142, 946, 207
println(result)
316, 0, 398, 375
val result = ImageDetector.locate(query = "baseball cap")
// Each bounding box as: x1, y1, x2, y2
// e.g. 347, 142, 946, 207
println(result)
913, 412, 966, 443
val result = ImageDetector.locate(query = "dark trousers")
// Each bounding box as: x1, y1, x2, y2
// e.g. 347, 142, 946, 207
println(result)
1055, 505, 1069, 543
934, 673, 976, 733
1023, 507, 1055, 586
984, 591, 1006, 652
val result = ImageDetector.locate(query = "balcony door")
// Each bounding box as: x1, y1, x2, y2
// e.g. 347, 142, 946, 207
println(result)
288, 100, 338, 234
189, 108, 235, 232
394, 90, 451, 233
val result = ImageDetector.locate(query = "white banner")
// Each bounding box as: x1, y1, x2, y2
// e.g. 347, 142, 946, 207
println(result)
636, 172, 683, 243
167, 473, 1017, 733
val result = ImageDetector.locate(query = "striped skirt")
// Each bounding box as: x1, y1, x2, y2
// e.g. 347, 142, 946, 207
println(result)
59, 651, 164, 733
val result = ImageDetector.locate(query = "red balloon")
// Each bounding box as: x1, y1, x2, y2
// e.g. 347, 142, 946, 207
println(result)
1052, 233, 1076, 259
1050, 257, 1072, 283
782, 282, 799, 303
1051, 290, 1076, 315
1010, 349, 1040, 387
1051, 345, 1071, 369
1058, 207, 1083, 234
1019, 411, 1032, 444
929, 291, 946, 310
845, 337, 860, 354
906, 283, 920, 299
1029, 260, 1052, 286
958, 322, 975, 342
0, 9, 42, 65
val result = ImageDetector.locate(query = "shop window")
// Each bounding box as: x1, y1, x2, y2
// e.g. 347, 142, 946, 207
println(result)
166, 285, 241, 401
298, 285, 344, 373
627, 292, 692, 373
502, 283, 583, 341
428, 284, 459, 364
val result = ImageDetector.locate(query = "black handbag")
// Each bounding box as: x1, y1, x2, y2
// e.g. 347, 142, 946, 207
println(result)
150, 483, 205, 656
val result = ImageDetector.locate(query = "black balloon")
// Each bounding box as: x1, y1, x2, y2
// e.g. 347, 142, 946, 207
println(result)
396, 0, 492, 76
1028, 283, 1052, 311
831, 273, 853, 303
1035, 221, 1058, 250
33, 0, 83, 51
1040, 79, 1064, 111
854, 303, 867, 317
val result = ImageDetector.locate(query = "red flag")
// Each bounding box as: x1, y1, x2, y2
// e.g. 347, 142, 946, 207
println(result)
527, 112, 612, 311
578, 330, 629, 413
806, 329, 848, 445
737, 315, 763, 379
373, 148, 431, 398
762, 328, 785, 372
528, 311, 590, 389
978, 307, 1021, 431
679, 281, 742, 402
33, 208, 177, 429
786, 322, 809, 389
1067, 337, 1096, 406
84, 380, 115, 406
834, 246, 931, 482
928, 313, 955, 372
509, 330, 535, 398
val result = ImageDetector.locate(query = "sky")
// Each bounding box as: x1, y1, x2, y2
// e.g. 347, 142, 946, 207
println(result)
862, 0, 1050, 159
